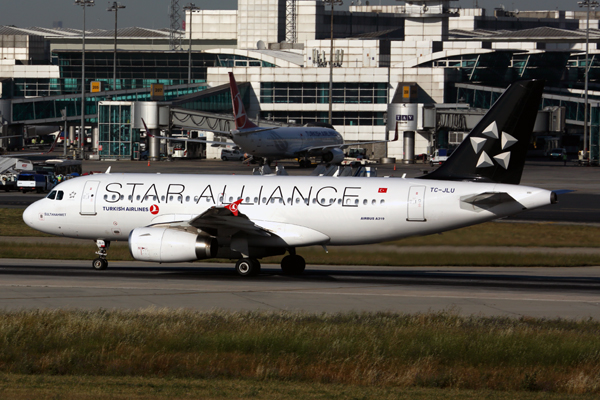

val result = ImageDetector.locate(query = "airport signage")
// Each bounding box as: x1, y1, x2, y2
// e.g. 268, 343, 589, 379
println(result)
90, 81, 102, 93
151, 84, 165, 100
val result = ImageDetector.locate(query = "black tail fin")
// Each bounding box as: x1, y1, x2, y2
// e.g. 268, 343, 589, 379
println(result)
421, 80, 545, 184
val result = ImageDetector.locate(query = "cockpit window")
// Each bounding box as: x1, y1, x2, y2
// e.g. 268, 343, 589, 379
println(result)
56, 191, 64, 200
47, 190, 57, 200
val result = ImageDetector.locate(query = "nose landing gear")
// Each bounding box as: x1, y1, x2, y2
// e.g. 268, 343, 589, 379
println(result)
92, 239, 110, 270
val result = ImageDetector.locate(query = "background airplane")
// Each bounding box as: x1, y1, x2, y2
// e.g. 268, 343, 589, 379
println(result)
150, 72, 398, 166
22, 80, 558, 277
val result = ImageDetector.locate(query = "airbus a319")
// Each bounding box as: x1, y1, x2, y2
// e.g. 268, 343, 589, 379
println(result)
23, 80, 558, 276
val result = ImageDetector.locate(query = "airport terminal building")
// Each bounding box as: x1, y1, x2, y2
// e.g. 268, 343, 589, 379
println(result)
1, 0, 600, 162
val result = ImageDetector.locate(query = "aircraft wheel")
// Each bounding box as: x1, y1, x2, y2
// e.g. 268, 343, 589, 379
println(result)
235, 258, 260, 277
281, 255, 306, 275
92, 258, 108, 270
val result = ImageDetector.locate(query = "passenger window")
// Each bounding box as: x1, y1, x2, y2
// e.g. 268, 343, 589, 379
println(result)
295, 198, 300, 204
228, 196, 233, 202
363, 199, 367, 205
56, 191, 64, 201
262, 197, 266, 203
136, 195, 141, 201
338, 199, 342, 205
246, 197, 250, 202
104, 195, 108, 200
120, 195, 124, 200
254, 197, 259, 203
161, 196, 165, 201
372, 199, 376, 205
380, 200, 385, 205
354, 199, 359, 205
169, 196, 173, 201
47, 191, 57, 200
185, 196, 190, 202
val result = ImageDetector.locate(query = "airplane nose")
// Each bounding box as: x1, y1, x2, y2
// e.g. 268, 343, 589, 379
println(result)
22, 202, 39, 229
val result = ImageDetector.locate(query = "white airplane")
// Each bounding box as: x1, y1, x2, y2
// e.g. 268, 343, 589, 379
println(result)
150, 72, 398, 166
23, 80, 558, 276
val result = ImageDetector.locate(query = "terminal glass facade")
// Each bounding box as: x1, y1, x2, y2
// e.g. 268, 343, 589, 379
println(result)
98, 103, 139, 160
260, 82, 387, 104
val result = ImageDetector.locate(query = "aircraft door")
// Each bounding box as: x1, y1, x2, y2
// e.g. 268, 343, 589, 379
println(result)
407, 186, 426, 221
80, 180, 100, 215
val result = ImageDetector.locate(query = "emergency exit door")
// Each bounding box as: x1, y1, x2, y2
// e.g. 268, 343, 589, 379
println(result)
407, 186, 426, 221
80, 180, 100, 215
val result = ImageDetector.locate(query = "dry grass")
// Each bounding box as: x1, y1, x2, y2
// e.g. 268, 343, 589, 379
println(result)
0, 374, 596, 400
1, 310, 600, 395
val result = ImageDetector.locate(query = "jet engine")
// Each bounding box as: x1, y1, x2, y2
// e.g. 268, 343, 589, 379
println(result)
128, 227, 217, 263
322, 148, 345, 164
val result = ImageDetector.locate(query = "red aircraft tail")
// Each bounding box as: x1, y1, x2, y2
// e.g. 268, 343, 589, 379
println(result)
229, 72, 258, 130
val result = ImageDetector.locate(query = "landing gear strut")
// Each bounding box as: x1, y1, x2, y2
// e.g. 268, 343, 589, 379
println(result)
298, 158, 312, 168
92, 239, 110, 270
280, 252, 306, 275
235, 258, 261, 276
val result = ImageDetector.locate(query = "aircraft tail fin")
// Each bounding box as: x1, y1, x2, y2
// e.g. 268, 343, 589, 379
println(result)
229, 72, 258, 130
420, 79, 545, 184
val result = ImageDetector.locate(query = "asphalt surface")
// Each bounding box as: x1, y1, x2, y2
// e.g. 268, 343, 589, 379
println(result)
1, 259, 599, 319
1, 154, 600, 318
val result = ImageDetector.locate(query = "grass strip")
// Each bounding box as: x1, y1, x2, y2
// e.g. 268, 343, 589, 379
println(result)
1, 310, 600, 395
3, 207, 600, 247
0, 374, 596, 400
1, 242, 600, 266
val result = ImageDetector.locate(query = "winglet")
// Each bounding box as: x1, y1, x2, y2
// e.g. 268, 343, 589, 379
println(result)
225, 198, 243, 216
229, 72, 258, 130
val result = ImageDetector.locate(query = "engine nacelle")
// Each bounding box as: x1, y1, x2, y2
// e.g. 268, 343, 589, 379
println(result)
322, 147, 345, 164
128, 227, 217, 263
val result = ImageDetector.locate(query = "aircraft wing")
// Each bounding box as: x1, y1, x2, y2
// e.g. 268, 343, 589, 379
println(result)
188, 202, 272, 238
301, 126, 399, 155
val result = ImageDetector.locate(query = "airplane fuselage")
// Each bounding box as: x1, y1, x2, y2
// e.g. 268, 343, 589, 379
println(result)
23, 173, 552, 248
232, 127, 343, 159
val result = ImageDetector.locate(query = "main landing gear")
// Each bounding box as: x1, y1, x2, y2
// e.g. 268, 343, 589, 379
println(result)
233, 251, 306, 277
92, 239, 110, 270
235, 258, 261, 276
280, 254, 306, 275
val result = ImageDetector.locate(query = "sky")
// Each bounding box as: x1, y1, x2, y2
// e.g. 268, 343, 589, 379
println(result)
0, 0, 580, 30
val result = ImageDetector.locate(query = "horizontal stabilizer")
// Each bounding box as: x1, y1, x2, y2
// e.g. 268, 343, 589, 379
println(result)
460, 192, 517, 209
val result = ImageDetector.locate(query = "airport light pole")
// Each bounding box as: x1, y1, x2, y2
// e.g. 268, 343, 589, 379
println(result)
578, 0, 598, 165
324, 0, 342, 125
107, 2, 126, 92
183, 3, 200, 87
75, 0, 95, 160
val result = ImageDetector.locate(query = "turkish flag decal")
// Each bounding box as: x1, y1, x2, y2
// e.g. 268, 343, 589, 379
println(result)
378, 188, 388, 193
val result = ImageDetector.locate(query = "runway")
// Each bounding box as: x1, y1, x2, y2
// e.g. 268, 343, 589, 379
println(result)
1, 259, 599, 319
